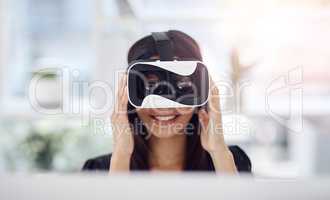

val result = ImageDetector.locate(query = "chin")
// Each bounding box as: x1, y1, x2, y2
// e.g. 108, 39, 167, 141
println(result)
149, 126, 185, 139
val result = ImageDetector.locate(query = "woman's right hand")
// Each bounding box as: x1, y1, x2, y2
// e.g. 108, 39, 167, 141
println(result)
110, 74, 134, 172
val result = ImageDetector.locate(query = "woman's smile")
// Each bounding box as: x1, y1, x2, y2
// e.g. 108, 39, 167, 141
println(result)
148, 109, 182, 125
151, 114, 180, 125
136, 108, 194, 138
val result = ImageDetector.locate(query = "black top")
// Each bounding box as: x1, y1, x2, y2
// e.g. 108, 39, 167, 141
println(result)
82, 145, 252, 173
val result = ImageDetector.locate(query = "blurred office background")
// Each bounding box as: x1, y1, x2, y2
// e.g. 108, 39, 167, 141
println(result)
0, 0, 330, 177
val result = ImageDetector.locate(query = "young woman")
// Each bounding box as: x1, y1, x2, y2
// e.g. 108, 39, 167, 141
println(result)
83, 30, 251, 173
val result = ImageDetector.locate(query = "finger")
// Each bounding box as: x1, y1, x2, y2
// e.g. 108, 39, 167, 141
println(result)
119, 84, 128, 111
198, 109, 209, 132
115, 74, 127, 114
211, 85, 220, 110
209, 76, 218, 94
208, 81, 221, 114
119, 74, 127, 99
119, 73, 127, 97
116, 74, 125, 99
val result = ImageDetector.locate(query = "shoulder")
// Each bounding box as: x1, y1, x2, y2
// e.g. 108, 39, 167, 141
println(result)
228, 145, 252, 173
82, 154, 112, 171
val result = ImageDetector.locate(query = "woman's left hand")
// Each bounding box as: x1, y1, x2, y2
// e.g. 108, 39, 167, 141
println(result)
198, 79, 237, 173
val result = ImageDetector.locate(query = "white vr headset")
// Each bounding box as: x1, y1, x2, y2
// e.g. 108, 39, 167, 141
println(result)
127, 32, 210, 108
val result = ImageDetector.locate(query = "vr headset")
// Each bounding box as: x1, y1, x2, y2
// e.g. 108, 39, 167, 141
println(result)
127, 32, 209, 108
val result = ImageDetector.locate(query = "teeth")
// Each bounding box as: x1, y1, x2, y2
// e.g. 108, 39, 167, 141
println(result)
154, 115, 176, 121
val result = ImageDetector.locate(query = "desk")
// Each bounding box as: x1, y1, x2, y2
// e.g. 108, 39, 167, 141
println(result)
0, 173, 329, 200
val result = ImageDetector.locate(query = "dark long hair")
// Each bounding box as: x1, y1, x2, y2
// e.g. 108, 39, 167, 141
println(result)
126, 30, 214, 171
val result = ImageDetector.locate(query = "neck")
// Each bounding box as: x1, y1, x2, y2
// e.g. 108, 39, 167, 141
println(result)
149, 134, 186, 171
